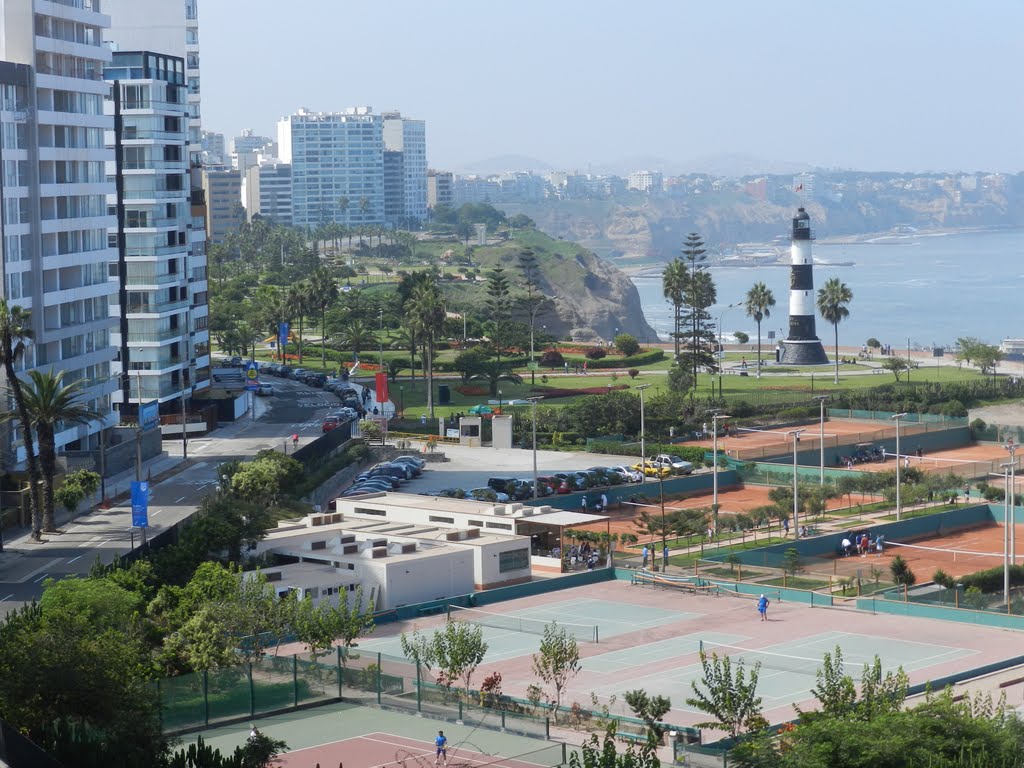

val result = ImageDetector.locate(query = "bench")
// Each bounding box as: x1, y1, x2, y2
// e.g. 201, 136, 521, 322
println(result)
416, 605, 445, 617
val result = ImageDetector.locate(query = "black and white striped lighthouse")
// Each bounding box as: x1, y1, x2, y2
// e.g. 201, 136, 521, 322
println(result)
780, 207, 828, 365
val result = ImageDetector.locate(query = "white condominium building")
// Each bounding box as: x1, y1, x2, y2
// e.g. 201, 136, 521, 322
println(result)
382, 112, 427, 226
278, 107, 384, 229
0, 0, 121, 464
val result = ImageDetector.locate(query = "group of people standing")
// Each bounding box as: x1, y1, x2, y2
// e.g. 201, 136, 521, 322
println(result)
840, 532, 884, 557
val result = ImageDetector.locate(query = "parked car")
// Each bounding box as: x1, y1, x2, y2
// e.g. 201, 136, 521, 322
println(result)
650, 454, 694, 475
487, 477, 517, 494
552, 472, 586, 493
390, 456, 423, 476
354, 473, 401, 489
322, 416, 341, 432
467, 487, 510, 503
255, 383, 275, 396
437, 488, 466, 499
516, 479, 553, 498
631, 460, 671, 478
610, 465, 644, 483
536, 476, 561, 494
278, 365, 293, 378
261, 363, 279, 376
586, 467, 623, 486
391, 454, 425, 470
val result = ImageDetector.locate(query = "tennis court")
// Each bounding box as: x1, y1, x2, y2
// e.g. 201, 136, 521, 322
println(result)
189, 701, 568, 768
881, 522, 1023, 579
356, 598, 690, 662
359, 579, 1020, 729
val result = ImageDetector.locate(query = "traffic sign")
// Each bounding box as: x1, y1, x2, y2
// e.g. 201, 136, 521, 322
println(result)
245, 360, 260, 391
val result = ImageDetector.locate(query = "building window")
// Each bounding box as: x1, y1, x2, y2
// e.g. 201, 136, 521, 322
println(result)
485, 522, 512, 531
428, 515, 454, 524
498, 549, 529, 573
353, 507, 385, 516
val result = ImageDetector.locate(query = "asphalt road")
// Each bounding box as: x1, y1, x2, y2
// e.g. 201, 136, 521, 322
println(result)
0, 374, 371, 613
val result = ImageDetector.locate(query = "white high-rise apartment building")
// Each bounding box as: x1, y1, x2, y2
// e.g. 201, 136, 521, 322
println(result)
0, 0, 121, 464
382, 112, 427, 226
278, 108, 384, 229
244, 163, 292, 226
105, 52, 201, 412
103, 0, 211, 409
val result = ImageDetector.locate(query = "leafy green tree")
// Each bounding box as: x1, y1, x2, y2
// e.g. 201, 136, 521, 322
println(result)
469, 361, 523, 397
284, 279, 312, 364
744, 282, 776, 379
408, 282, 446, 417
783, 547, 804, 577
337, 319, 376, 358
54, 469, 101, 517
453, 346, 491, 383
401, 620, 488, 700
881, 355, 917, 381
12, 371, 98, 533
309, 267, 340, 368
486, 266, 513, 322
889, 555, 916, 586
624, 689, 672, 744
817, 277, 853, 384
615, 333, 641, 357
0, 299, 43, 538
666, 362, 693, 394
679, 234, 718, 381
685, 651, 764, 738
532, 622, 581, 722
569, 723, 661, 768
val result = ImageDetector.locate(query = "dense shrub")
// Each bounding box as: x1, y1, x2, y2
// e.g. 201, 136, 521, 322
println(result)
585, 347, 607, 361
959, 564, 1024, 593
539, 350, 565, 368
584, 349, 665, 369
614, 333, 640, 357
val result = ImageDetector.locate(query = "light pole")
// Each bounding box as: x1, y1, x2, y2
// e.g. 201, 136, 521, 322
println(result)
710, 410, 730, 514
399, 384, 405, 418
1006, 439, 1018, 566
717, 302, 739, 398
527, 396, 543, 500
637, 384, 651, 481
815, 395, 829, 486
378, 308, 384, 369
497, 389, 502, 409
133, 359, 145, 483
1000, 464, 1013, 611
788, 428, 805, 537
891, 412, 907, 521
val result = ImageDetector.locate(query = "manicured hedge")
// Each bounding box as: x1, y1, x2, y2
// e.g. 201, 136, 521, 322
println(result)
959, 564, 1024, 593
583, 349, 665, 369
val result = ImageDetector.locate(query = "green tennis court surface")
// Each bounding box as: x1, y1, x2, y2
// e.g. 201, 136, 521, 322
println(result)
357, 597, 692, 662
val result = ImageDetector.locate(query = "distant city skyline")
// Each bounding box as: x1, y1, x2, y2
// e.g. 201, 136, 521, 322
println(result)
199, 1, 1024, 175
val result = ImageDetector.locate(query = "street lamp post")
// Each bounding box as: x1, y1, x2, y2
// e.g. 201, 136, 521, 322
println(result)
789, 429, 805, 537
399, 384, 405, 418
378, 308, 384, 369
637, 384, 651, 482
529, 295, 556, 386
711, 410, 730, 514
1000, 464, 1013, 611
814, 395, 829, 486
1006, 440, 1018, 566
527, 396, 543, 500
717, 302, 739, 398
891, 412, 907, 521
134, 365, 144, 483
497, 389, 502, 409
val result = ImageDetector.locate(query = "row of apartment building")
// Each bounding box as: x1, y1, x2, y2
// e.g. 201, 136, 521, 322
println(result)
0, 0, 208, 467
196, 107, 429, 241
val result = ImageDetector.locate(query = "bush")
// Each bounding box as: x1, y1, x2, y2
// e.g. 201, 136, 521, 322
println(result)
627, 368, 640, 379
539, 349, 565, 368
583, 349, 665, 370
585, 347, 607, 361
932, 568, 955, 588
614, 333, 640, 357
940, 399, 967, 417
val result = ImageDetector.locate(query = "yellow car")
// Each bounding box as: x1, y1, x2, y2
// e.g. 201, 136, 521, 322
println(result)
631, 461, 671, 478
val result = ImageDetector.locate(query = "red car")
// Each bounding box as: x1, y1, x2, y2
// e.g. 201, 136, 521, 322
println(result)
322, 416, 340, 433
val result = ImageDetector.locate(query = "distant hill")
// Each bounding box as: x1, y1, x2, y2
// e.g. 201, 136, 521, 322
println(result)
453, 154, 554, 175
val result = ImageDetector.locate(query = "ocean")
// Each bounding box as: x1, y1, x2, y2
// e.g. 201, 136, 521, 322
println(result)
630, 228, 1024, 350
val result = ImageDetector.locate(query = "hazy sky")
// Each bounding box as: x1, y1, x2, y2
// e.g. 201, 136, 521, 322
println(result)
200, 1, 1024, 174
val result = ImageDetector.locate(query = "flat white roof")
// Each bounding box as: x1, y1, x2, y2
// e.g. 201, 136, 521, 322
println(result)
524, 511, 609, 527
261, 562, 357, 590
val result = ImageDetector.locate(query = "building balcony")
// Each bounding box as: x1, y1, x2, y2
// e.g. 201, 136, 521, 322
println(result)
126, 329, 186, 343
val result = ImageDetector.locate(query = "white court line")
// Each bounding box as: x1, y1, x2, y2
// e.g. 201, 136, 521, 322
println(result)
0, 594, 12, 602
359, 733, 499, 768
79, 536, 101, 548
33, 573, 49, 583
175, 496, 186, 503
152, 509, 163, 516
193, 443, 209, 452
67, 555, 83, 564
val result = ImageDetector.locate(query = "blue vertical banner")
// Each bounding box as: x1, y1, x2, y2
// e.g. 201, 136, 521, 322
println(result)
130, 481, 149, 528
278, 321, 289, 351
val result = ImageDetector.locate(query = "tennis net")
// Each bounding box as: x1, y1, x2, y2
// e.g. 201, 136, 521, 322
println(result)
447, 605, 599, 643
698, 640, 828, 676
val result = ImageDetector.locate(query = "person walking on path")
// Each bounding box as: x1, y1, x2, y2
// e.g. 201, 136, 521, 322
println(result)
757, 594, 770, 621
434, 730, 448, 767
663, 545, 669, 569
291, 433, 299, 449
641, 545, 649, 568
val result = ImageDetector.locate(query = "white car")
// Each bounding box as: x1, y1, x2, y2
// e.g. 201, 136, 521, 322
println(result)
650, 454, 694, 475
610, 465, 644, 483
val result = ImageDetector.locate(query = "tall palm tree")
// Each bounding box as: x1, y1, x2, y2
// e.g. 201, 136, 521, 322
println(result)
744, 282, 776, 379
285, 280, 313, 365
309, 268, 340, 369
337, 319, 376, 358
390, 326, 418, 384
337, 196, 350, 225
0, 300, 43, 539
469, 362, 523, 397
407, 283, 445, 418
17, 371, 98, 533
817, 277, 853, 384
662, 258, 687, 359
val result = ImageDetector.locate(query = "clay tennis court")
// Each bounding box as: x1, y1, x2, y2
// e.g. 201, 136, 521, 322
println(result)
863, 521, 1024, 579
675, 417, 909, 461
850, 443, 1011, 477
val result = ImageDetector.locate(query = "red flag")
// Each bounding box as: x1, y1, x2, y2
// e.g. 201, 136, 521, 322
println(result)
375, 371, 389, 406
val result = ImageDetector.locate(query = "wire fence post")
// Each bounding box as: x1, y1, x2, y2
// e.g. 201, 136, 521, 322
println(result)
416, 661, 422, 712
293, 654, 298, 707
203, 670, 209, 728
248, 662, 255, 718
337, 646, 343, 699
376, 652, 382, 705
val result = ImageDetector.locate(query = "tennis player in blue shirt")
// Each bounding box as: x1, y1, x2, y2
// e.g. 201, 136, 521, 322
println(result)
434, 730, 448, 766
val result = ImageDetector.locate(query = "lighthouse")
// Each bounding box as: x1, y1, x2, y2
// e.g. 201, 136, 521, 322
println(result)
780, 207, 828, 365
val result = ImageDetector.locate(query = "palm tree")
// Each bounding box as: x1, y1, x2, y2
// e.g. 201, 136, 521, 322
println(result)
744, 282, 776, 379
662, 258, 687, 359
469, 362, 523, 397
337, 319, 376, 358
390, 326, 418, 384
817, 277, 853, 384
308, 268, 340, 368
0, 300, 43, 539
337, 196, 350, 225
16, 371, 98, 533
407, 283, 445, 418
285, 280, 313, 365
